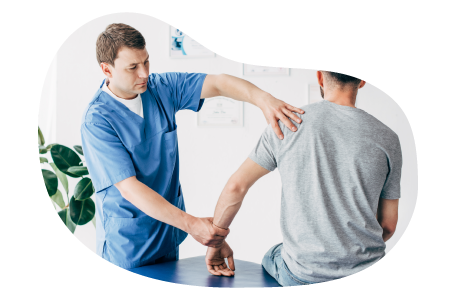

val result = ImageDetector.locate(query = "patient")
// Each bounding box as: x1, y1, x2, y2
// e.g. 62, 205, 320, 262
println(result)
204, 71, 402, 286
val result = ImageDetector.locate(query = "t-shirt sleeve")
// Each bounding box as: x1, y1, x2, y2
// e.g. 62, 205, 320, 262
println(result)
380, 135, 403, 199
81, 122, 136, 192
248, 124, 284, 172
162, 72, 207, 113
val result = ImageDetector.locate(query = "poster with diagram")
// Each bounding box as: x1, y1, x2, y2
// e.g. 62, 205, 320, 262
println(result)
169, 26, 215, 58
197, 96, 244, 127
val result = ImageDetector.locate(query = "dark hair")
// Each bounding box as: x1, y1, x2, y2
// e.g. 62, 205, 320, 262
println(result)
96, 23, 146, 66
324, 71, 362, 88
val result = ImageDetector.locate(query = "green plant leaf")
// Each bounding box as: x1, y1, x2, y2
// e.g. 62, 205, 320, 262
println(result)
38, 126, 45, 146
73, 145, 84, 156
67, 166, 89, 177
58, 208, 76, 233
58, 209, 67, 223
70, 196, 95, 226
66, 208, 76, 233
42, 169, 58, 197
50, 189, 65, 209
39, 145, 48, 154
50, 144, 82, 178
74, 178, 94, 200
50, 162, 69, 196
40, 157, 48, 163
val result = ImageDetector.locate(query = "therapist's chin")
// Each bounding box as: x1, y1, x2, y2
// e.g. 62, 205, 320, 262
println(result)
135, 84, 147, 93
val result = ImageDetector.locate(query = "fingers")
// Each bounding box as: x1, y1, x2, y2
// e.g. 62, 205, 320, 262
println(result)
278, 113, 297, 133
215, 264, 234, 277
227, 255, 235, 271
270, 120, 284, 140
213, 226, 230, 237
282, 107, 302, 124
286, 104, 305, 115
207, 264, 221, 276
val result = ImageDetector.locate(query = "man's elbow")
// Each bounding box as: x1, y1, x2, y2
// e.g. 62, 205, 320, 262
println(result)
225, 179, 248, 196
382, 223, 397, 238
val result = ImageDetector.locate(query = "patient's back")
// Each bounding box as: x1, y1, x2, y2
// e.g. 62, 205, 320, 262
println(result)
249, 100, 402, 283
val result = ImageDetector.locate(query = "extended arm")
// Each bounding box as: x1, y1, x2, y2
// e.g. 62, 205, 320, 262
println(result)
376, 198, 399, 242
205, 158, 270, 276
115, 176, 229, 247
212, 158, 271, 228
201, 74, 304, 139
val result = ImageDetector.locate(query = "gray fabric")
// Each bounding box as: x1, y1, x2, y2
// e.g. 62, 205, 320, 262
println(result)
248, 100, 402, 283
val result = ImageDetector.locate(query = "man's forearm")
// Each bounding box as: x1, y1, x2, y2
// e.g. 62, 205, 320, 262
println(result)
214, 74, 272, 108
212, 180, 249, 229
120, 179, 195, 233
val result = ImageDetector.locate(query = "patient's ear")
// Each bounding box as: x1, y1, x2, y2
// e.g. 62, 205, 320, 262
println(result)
316, 71, 324, 87
359, 80, 367, 89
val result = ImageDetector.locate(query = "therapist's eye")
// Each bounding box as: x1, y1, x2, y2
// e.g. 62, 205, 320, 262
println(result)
130, 66, 137, 70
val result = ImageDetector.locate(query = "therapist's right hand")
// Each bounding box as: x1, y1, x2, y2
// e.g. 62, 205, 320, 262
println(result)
188, 217, 229, 247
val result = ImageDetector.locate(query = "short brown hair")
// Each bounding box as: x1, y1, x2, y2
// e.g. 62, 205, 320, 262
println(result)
96, 23, 146, 66
323, 71, 362, 89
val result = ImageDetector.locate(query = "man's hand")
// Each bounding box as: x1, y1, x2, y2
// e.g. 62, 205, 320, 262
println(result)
259, 96, 304, 140
188, 217, 229, 247
205, 241, 235, 276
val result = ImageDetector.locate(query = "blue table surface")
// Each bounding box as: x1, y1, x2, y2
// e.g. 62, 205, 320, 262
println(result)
127, 255, 281, 288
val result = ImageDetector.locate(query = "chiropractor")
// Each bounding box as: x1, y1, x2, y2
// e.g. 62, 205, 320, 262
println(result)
81, 23, 304, 269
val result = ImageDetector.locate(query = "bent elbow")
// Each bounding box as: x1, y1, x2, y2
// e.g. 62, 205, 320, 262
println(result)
225, 180, 248, 196
382, 223, 397, 237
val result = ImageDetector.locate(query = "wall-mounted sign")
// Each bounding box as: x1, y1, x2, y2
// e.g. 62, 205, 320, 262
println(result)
170, 26, 215, 58
197, 96, 244, 128
243, 63, 290, 76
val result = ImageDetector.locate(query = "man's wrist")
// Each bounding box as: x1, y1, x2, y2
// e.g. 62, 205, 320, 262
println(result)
211, 221, 228, 231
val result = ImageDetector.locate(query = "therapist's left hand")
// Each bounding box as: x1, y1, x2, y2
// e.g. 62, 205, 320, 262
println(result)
258, 96, 305, 140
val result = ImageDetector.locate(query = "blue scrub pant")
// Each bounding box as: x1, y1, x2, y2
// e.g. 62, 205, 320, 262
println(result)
144, 246, 179, 266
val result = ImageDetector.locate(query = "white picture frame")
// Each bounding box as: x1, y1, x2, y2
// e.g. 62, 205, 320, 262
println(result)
169, 26, 215, 58
242, 64, 289, 76
197, 96, 244, 128
308, 83, 324, 104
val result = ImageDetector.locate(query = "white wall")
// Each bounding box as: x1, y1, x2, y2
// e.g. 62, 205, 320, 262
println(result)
39, 13, 417, 264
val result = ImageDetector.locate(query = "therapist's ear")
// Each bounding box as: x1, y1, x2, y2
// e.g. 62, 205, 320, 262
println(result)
100, 62, 113, 78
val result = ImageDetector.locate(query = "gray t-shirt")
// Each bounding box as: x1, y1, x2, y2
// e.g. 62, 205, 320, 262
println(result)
249, 100, 402, 283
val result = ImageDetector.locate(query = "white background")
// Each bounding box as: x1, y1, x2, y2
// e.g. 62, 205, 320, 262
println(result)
39, 13, 416, 262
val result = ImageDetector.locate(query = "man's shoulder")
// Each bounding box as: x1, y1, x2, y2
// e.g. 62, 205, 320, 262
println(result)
359, 111, 400, 143
81, 90, 112, 126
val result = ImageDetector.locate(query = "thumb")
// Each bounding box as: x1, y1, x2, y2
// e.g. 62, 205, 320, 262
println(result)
227, 255, 235, 271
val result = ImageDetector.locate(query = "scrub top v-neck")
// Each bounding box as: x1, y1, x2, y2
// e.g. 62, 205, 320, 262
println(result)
81, 72, 206, 269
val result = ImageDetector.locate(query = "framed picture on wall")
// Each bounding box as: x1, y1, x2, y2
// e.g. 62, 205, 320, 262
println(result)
308, 83, 324, 104
169, 26, 215, 58
242, 64, 289, 76
197, 96, 244, 128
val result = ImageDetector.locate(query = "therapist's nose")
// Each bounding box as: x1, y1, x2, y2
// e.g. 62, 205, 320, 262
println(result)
137, 64, 148, 79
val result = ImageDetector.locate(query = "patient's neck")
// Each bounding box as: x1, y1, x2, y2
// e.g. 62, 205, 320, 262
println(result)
323, 88, 358, 108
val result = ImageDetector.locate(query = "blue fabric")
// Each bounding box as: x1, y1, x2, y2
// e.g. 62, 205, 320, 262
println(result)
144, 246, 179, 266
262, 243, 317, 286
81, 72, 207, 269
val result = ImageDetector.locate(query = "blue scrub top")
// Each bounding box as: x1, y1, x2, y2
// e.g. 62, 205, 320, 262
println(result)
81, 72, 206, 269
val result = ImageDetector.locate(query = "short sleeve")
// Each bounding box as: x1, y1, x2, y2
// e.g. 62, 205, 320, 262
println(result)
248, 125, 283, 172
81, 122, 136, 192
380, 135, 403, 199
160, 72, 207, 113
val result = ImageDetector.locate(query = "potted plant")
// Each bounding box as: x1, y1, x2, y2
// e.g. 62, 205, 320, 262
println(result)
39, 126, 96, 233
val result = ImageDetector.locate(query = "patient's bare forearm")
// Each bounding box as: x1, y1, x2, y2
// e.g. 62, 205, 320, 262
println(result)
212, 181, 248, 229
